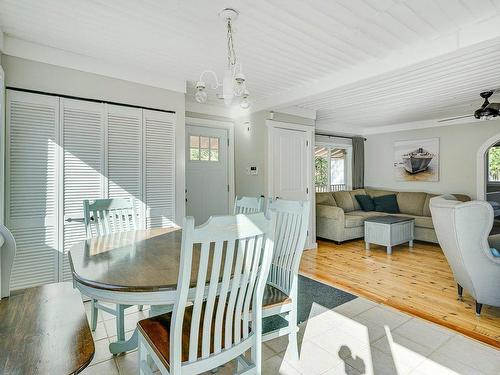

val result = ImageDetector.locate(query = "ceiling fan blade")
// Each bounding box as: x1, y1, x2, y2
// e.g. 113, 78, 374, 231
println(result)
437, 114, 474, 123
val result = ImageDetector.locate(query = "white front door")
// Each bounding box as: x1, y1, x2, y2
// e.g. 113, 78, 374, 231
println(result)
270, 126, 309, 200
186, 125, 229, 224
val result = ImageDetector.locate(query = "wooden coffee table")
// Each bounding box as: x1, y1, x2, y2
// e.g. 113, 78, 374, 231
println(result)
364, 215, 415, 255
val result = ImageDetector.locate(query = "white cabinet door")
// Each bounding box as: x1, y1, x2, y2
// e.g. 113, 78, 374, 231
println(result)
5, 90, 177, 289
6, 90, 60, 289
270, 126, 309, 201
186, 125, 229, 224
144, 109, 176, 229
61, 98, 105, 281
107, 104, 143, 225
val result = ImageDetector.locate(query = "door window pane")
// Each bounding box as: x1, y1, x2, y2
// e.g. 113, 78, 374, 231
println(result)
210, 137, 219, 161
190, 135, 199, 148
189, 135, 221, 162
190, 148, 200, 160
200, 148, 210, 161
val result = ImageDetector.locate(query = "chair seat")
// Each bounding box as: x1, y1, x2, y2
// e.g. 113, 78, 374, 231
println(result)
263, 284, 292, 309
138, 304, 232, 370
138, 285, 291, 369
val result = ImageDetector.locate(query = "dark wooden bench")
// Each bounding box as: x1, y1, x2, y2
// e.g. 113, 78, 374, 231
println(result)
0, 282, 95, 374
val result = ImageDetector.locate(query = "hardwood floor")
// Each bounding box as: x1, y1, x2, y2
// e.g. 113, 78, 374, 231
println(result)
300, 239, 500, 349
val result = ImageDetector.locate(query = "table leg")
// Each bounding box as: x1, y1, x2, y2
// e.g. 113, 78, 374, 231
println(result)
109, 304, 173, 355
409, 239, 414, 248
387, 246, 392, 255
365, 241, 370, 250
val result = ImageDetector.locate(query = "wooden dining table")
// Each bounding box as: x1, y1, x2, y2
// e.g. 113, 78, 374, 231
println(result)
69, 227, 188, 354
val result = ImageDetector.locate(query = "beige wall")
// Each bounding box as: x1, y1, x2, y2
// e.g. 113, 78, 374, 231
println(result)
2, 54, 187, 221
365, 121, 500, 199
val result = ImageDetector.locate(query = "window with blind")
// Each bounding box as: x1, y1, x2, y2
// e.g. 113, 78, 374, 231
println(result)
6, 90, 176, 288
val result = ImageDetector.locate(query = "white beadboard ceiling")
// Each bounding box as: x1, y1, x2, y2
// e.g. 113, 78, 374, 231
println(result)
1, 0, 500, 130
305, 37, 500, 132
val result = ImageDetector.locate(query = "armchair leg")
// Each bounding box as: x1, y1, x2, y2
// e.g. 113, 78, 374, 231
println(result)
475, 302, 483, 316
457, 284, 463, 301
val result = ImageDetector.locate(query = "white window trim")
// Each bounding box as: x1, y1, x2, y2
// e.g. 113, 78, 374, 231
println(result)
185, 117, 235, 213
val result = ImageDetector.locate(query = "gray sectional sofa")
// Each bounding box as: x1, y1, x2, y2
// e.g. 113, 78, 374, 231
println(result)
316, 188, 470, 244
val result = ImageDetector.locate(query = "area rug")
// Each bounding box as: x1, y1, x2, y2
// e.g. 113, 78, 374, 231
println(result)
263, 275, 356, 333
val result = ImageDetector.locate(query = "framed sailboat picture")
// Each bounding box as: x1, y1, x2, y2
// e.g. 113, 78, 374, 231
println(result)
393, 138, 439, 181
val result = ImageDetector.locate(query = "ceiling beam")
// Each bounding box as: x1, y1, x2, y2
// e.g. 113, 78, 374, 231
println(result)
273, 105, 317, 120
251, 17, 500, 112
3, 35, 186, 93
362, 116, 500, 136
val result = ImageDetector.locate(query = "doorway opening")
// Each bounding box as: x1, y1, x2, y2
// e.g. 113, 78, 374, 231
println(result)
486, 141, 500, 234
314, 139, 352, 193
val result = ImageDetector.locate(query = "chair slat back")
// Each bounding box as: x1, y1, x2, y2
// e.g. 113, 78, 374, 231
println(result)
170, 213, 273, 372
267, 199, 310, 296
83, 198, 137, 238
234, 196, 264, 214
0, 225, 17, 298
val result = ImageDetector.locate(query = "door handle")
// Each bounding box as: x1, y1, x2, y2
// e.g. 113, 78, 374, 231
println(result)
65, 217, 85, 223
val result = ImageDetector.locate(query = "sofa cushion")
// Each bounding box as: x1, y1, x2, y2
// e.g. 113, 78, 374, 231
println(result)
349, 189, 366, 210
422, 194, 438, 217
365, 188, 395, 198
333, 191, 355, 212
373, 194, 400, 214
344, 214, 364, 228
316, 192, 337, 206
348, 210, 388, 219
397, 192, 427, 216
393, 214, 434, 229
355, 195, 375, 211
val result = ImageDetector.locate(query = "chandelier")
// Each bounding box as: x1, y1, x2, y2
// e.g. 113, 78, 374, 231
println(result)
194, 8, 250, 109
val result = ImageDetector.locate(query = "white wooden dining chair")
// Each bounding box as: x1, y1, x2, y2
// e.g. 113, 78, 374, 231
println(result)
83, 197, 143, 342
0, 225, 17, 298
137, 213, 274, 375
261, 199, 310, 360
234, 196, 264, 214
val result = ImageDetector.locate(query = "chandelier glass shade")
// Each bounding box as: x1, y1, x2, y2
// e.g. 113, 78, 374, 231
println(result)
194, 8, 250, 109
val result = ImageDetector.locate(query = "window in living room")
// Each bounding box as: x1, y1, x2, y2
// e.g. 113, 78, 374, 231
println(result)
315, 145, 349, 192
487, 144, 500, 182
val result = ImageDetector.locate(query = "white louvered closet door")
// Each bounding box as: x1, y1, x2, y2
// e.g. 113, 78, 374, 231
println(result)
62, 98, 104, 280
107, 104, 143, 226
6, 91, 60, 289
144, 109, 176, 228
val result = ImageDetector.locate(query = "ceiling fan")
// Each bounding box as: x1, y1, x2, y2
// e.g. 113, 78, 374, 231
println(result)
438, 91, 500, 123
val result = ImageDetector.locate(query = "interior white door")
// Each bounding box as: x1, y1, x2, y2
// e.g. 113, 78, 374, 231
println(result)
271, 126, 309, 201
61, 98, 105, 281
186, 125, 229, 224
6, 90, 60, 289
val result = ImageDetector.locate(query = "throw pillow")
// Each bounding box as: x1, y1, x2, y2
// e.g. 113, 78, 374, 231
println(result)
355, 195, 375, 211
491, 248, 500, 257
373, 194, 400, 214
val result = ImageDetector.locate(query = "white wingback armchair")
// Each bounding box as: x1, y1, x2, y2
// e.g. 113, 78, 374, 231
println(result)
430, 195, 500, 315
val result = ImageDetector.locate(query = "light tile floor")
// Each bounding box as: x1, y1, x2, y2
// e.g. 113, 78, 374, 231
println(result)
82, 298, 500, 375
